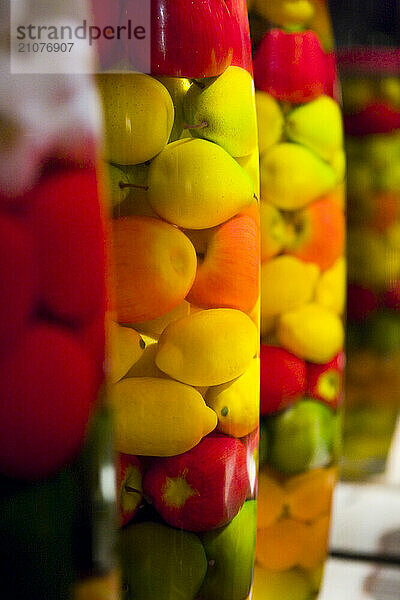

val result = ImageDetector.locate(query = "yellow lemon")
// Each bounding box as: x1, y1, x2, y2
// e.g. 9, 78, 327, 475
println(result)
112, 377, 217, 456
110, 323, 145, 384
156, 308, 258, 386
277, 303, 344, 363
261, 256, 320, 319
205, 359, 259, 438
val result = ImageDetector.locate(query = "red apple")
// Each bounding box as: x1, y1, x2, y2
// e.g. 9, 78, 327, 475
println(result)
240, 427, 259, 499
254, 29, 327, 104
143, 435, 249, 532
347, 283, 379, 321
0, 214, 36, 354
122, 0, 235, 78
344, 101, 400, 136
260, 345, 306, 416
28, 168, 106, 325
117, 453, 143, 527
384, 280, 400, 311
306, 351, 345, 409
186, 214, 259, 312
285, 196, 345, 272
0, 324, 97, 480
224, 0, 253, 74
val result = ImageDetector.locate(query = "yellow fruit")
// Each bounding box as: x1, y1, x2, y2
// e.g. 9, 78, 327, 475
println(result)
277, 303, 344, 363
256, 518, 308, 571
73, 569, 120, 600
112, 377, 217, 456
205, 359, 259, 438
256, 91, 284, 156
183, 66, 258, 157
260, 143, 337, 211
255, 0, 315, 27
156, 308, 258, 386
252, 565, 312, 600
285, 96, 343, 163
110, 323, 145, 383
125, 337, 165, 379
134, 301, 191, 336
97, 73, 174, 165
260, 202, 288, 263
236, 151, 260, 198
261, 256, 319, 319
148, 139, 254, 229
315, 257, 346, 315
285, 467, 337, 522
257, 471, 285, 529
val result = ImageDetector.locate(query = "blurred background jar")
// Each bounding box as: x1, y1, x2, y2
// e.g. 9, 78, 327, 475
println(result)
93, 2, 261, 600
0, 1, 118, 598
330, 0, 400, 480
246, 1, 345, 598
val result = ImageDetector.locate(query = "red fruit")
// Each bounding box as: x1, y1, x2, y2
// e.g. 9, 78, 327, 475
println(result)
224, 0, 253, 74
286, 197, 345, 272
143, 435, 249, 532
254, 29, 327, 104
123, 0, 235, 78
307, 352, 345, 409
324, 51, 340, 101
260, 345, 306, 415
344, 102, 400, 136
186, 214, 260, 312
0, 324, 97, 480
0, 214, 36, 353
117, 453, 143, 527
28, 168, 106, 324
347, 283, 379, 321
240, 427, 259, 499
79, 305, 106, 386
384, 281, 400, 311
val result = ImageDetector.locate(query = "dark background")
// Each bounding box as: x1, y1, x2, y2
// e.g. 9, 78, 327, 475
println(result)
329, 0, 400, 47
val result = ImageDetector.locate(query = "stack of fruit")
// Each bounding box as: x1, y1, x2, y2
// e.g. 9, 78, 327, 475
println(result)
0, 57, 113, 600
97, 2, 260, 599
341, 56, 400, 479
247, 1, 345, 597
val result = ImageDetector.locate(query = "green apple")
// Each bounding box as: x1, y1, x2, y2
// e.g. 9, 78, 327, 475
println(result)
106, 163, 130, 207
268, 399, 335, 474
120, 521, 207, 600
199, 501, 257, 600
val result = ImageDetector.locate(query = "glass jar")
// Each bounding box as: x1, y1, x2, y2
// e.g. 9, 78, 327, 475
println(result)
0, 2, 117, 599
95, 2, 260, 600
247, 1, 345, 597
338, 49, 400, 480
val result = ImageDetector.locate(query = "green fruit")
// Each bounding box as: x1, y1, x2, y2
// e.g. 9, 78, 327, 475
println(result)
0, 468, 77, 600
285, 95, 343, 163
97, 73, 174, 165
107, 163, 130, 207
252, 566, 312, 600
260, 143, 337, 210
113, 163, 156, 218
120, 521, 207, 600
199, 501, 257, 600
184, 66, 257, 157
268, 399, 335, 474
259, 420, 269, 466
157, 76, 192, 142
148, 139, 254, 229
364, 311, 400, 355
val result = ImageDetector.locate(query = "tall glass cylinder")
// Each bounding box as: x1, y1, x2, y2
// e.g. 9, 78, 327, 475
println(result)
95, 2, 260, 599
247, 1, 345, 597
0, 2, 117, 599
339, 49, 400, 479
